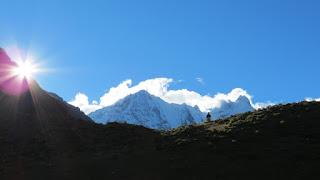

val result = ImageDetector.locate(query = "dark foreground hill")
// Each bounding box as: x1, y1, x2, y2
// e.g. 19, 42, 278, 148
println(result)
0, 80, 320, 179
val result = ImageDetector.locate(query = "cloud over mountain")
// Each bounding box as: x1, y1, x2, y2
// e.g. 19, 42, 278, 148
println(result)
69, 78, 270, 114
69, 93, 101, 115
305, 97, 320, 102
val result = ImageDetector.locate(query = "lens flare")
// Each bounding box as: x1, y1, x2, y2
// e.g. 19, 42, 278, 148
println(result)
0, 47, 44, 96
11, 60, 39, 80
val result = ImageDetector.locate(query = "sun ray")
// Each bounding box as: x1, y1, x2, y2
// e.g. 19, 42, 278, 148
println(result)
11, 59, 39, 80
0, 47, 46, 96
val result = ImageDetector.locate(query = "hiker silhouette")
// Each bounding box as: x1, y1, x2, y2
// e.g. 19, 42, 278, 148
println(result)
206, 112, 212, 122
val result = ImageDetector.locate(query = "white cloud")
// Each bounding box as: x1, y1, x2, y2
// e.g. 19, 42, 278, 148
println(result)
69, 77, 274, 114
305, 97, 320, 102
163, 88, 254, 112
69, 93, 102, 114
253, 102, 276, 109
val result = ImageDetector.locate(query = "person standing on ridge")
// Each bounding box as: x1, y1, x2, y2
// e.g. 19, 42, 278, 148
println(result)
206, 112, 212, 122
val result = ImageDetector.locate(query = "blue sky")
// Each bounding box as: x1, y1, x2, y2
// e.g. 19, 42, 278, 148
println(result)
0, 0, 319, 104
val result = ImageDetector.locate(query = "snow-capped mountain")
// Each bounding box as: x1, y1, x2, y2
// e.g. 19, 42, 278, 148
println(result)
89, 90, 204, 129
88, 90, 255, 129
210, 95, 254, 120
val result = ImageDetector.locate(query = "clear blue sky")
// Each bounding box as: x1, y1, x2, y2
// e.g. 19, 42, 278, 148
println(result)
0, 0, 319, 103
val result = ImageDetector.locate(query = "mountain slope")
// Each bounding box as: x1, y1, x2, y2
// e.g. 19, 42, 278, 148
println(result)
159, 101, 320, 179
48, 92, 92, 122
89, 90, 204, 129
210, 95, 255, 119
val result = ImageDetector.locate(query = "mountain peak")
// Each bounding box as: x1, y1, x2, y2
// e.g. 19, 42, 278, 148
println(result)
135, 89, 150, 95
210, 95, 254, 120
235, 95, 251, 104
131, 90, 153, 99
118, 90, 154, 106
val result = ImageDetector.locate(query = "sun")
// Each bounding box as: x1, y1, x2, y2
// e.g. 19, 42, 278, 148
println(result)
0, 47, 46, 95
12, 60, 39, 79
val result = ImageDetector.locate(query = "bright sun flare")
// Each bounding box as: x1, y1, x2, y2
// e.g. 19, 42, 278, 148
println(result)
12, 61, 39, 79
